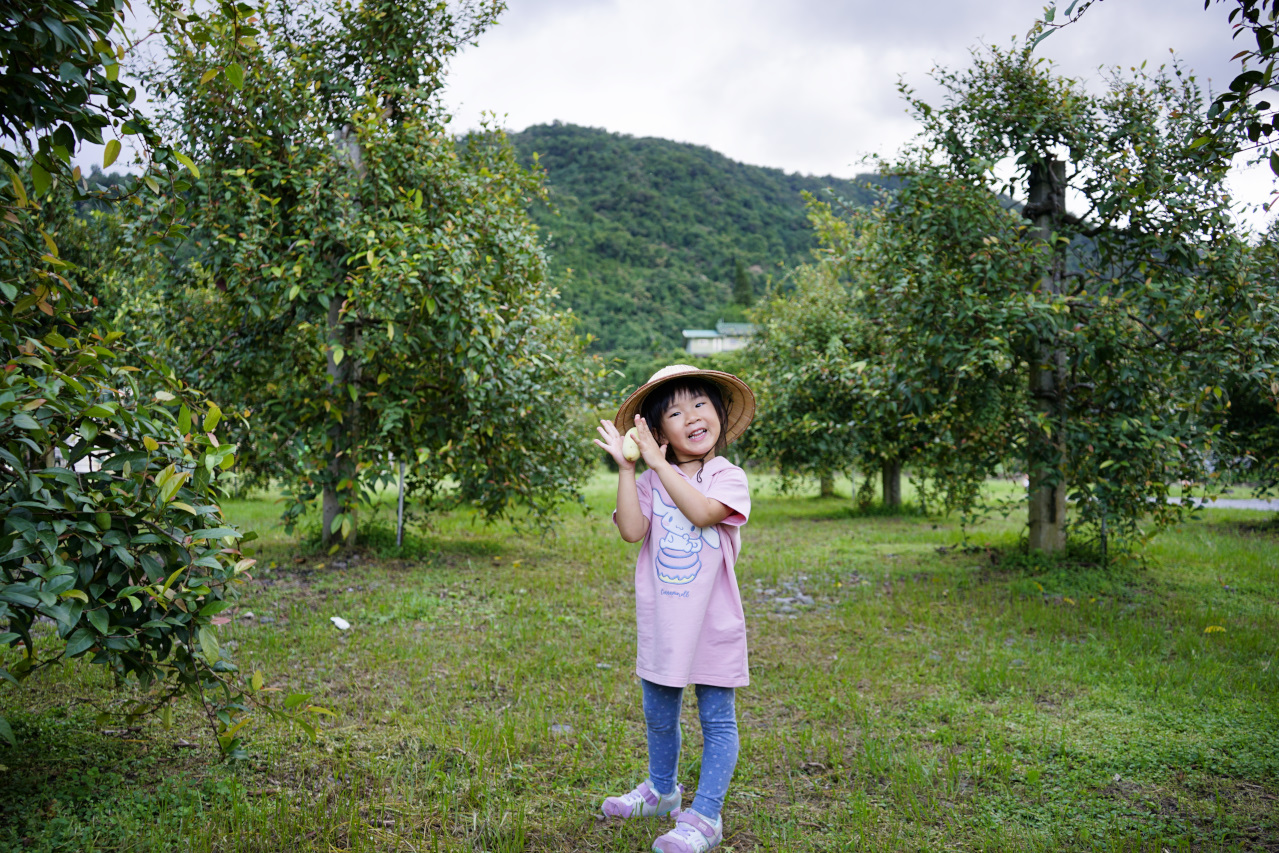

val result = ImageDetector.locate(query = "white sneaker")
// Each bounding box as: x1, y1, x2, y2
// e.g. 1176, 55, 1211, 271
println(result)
601, 780, 683, 819
652, 809, 723, 852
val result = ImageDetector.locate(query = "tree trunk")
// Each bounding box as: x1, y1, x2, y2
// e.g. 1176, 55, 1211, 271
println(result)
1027, 159, 1067, 553
322, 124, 368, 550
322, 295, 359, 548
819, 472, 835, 498
882, 459, 902, 508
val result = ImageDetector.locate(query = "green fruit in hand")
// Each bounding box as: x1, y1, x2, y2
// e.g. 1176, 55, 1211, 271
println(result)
622, 427, 641, 462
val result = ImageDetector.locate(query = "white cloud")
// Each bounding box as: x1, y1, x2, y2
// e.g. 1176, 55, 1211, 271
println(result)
443, 0, 1274, 229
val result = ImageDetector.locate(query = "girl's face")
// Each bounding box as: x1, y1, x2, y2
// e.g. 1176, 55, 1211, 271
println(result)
658, 389, 722, 463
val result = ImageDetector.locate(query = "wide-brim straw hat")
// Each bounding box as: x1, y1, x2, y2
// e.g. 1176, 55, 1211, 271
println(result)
613, 364, 756, 445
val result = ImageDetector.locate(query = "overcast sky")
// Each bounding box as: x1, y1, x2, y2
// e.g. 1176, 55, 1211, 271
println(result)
441, 0, 1275, 227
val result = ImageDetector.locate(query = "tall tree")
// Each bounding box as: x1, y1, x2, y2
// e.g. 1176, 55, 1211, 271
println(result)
836, 44, 1277, 553
0, 1, 316, 754
746, 197, 1020, 514
139, 0, 597, 547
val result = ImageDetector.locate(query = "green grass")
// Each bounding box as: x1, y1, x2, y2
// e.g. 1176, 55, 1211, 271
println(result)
1, 472, 1276, 851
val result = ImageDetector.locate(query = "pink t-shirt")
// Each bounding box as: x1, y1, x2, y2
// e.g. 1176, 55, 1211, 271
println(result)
619, 456, 751, 689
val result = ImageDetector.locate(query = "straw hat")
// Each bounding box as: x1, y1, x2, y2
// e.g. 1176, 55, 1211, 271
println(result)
613, 364, 756, 445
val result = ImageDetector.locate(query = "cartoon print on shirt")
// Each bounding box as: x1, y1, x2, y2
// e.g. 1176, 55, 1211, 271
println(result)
651, 489, 721, 585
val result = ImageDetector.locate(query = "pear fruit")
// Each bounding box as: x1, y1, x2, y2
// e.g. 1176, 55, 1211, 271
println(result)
622, 427, 641, 462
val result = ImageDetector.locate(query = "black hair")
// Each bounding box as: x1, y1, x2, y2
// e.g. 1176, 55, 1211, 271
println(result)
638, 376, 730, 480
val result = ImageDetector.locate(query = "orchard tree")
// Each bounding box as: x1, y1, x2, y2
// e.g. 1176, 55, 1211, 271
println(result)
745, 262, 864, 498
1042, 0, 1279, 504
748, 194, 1023, 514
138, 0, 598, 547
0, 1, 322, 754
1220, 220, 1279, 496
841, 43, 1277, 554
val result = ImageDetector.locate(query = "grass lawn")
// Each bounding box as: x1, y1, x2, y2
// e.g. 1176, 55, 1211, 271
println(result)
1, 472, 1277, 852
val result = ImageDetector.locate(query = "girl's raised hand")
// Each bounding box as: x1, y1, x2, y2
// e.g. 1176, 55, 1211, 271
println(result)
633, 415, 668, 468
594, 419, 634, 470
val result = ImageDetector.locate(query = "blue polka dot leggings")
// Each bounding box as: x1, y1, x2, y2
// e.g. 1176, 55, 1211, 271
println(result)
641, 678, 739, 820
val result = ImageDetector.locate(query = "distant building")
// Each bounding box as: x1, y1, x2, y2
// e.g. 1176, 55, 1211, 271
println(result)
682, 320, 758, 356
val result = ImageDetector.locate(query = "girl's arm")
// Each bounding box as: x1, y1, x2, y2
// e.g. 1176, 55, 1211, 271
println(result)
632, 417, 733, 529
595, 420, 649, 542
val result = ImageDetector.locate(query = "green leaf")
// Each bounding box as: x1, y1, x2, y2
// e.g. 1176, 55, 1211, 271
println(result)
30, 162, 51, 197
178, 405, 192, 434
63, 628, 96, 658
160, 565, 186, 596
225, 62, 245, 90
10, 171, 28, 207
11, 413, 40, 430
190, 527, 238, 541
174, 151, 201, 179
0, 716, 13, 747
284, 692, 312, 710
87, 608, 109, 635
204, 404, 222, 432
104, 139, 122, 168
159, 469, 190, 504
198, 625, 220, 663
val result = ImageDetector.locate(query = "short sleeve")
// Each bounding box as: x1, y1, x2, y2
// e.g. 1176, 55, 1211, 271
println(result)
612, 469, 656, 528
707, 464, 750, 527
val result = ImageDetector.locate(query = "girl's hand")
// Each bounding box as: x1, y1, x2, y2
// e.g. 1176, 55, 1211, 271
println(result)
594, 419, 636, 471
633, 415, 668, 469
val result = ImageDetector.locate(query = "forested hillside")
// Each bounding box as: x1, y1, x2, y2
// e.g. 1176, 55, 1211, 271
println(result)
507, 123, 881, 353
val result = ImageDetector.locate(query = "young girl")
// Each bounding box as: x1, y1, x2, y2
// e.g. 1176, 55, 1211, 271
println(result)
593, 364, 756, 853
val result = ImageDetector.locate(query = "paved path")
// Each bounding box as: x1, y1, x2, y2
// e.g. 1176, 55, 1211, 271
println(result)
1167, 497, 1279, 511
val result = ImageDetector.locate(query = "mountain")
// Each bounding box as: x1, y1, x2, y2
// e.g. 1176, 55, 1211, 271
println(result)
506, 123, 882, 355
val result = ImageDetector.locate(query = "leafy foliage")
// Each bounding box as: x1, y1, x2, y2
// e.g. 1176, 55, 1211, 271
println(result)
0, 0, 323, 755
760, 43, 1279, 553
743, 262, 865, 492
1220, 221, 1279, 495
124, 0, 599, 547
746, 192, 1022, 515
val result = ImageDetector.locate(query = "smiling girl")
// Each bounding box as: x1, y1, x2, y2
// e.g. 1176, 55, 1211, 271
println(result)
593, 365, 756, 853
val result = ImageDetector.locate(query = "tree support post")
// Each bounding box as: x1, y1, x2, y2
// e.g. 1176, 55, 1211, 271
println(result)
397, 457, 406, 548
1027, 158, 1067, 553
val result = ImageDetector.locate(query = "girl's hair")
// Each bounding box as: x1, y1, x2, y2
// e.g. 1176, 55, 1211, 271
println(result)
639, 377, 730, 479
